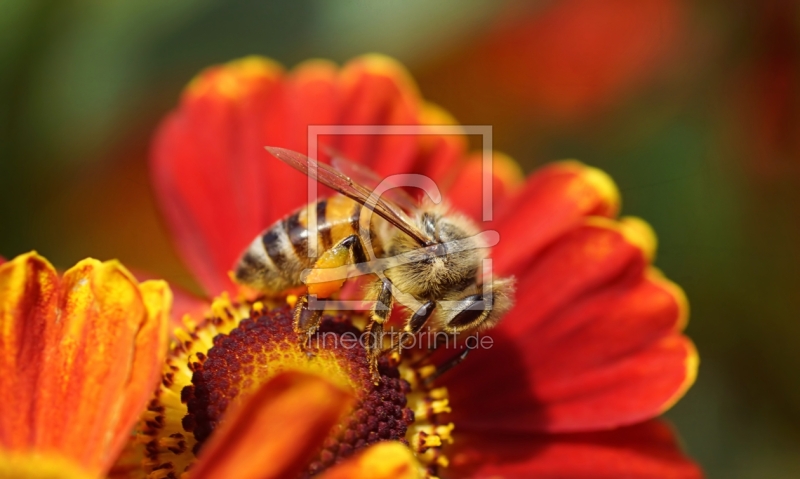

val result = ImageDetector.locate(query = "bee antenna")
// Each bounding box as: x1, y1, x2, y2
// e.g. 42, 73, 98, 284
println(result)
423, 343, 475, 386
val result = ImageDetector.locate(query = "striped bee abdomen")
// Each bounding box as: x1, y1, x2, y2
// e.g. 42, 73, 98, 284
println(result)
234, 195, 382, 294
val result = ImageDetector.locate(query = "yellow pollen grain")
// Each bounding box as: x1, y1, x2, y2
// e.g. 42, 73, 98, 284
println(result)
181, 313, 198, 330
210, 293, 233, 319
415, 398, 451, 419
410, 429, 436, 451
429, 387, 448, 400
286, 294, 298, 308
423, 435, 443, 448
418, 365, 436, 379
173, 327, 194, 344
430, 399, 452, 415
435, 423, 454, 443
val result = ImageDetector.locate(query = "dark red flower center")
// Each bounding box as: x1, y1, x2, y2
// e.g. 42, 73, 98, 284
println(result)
138, 298, 454, 479
180, 306, 415, 476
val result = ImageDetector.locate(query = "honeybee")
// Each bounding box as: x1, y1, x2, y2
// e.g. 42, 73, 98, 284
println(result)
234, 147, 515, 377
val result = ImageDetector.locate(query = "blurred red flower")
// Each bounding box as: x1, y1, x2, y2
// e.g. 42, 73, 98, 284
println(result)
420, 0, 687, 127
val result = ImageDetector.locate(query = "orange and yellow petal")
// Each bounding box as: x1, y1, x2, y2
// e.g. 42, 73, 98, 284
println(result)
130, 268, 210, 329
0, 252, 59, 452
0, 451, 97, 479
444, 219, 697, 433
317, 442, 423, 479
0, 252, 170, 477
448, 420, 702, 479
491, 160, 621, 277
189, 371, 353, 479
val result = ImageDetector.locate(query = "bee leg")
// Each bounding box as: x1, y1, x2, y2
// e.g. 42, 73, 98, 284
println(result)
410, 321, 459, 367
305, 234, 368, 298
293, 294, 322, 353
389, 300, 435, 354
340, 234, 368, 265
366, 279, 394, 381
423, 341, 476, 386
299, 234, 368, 350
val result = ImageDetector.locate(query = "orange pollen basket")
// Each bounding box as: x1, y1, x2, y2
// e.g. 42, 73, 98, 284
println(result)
138, 298, 454, 478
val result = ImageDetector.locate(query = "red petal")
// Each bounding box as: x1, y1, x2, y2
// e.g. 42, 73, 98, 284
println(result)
331, 55, 421, 177
189, 371, 352, 479
408, 104, 468, 186
444, 220, 697, 432
263, 59, 340, 221
151, 57, 288, 297
449, 420, 702, 479
491, 161, 621, 278
445, 151, 524, 222
168, 285, 210, 328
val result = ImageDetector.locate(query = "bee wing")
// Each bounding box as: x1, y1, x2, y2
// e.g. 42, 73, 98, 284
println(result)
328, 151, 420, 213
265, 147, 431, 246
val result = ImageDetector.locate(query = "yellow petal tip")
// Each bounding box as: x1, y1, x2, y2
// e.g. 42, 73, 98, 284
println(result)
620, 216, 658, 261
660, 338, 699, 414
185, 55, 284, 100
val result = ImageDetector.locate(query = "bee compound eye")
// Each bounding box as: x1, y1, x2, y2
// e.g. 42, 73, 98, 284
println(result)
448, 294, 487, 329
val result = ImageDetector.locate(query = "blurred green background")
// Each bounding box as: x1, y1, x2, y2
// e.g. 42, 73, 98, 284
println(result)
1, 1, 799, 477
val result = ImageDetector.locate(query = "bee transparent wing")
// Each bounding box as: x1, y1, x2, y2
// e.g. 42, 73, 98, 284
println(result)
329, 153, 420, 213
265, 147, 431, 246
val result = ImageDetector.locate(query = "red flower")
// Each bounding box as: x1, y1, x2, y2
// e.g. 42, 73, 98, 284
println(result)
146, 54, 701, 478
